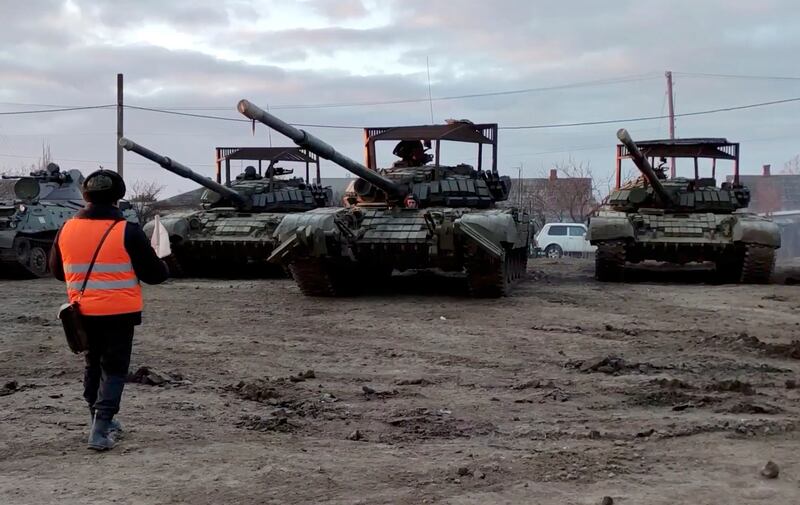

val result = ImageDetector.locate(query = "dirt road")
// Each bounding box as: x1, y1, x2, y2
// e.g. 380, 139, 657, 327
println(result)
1, 259, 799, 504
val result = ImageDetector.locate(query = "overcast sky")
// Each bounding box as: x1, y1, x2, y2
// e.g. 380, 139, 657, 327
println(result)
1, 0, 799, 196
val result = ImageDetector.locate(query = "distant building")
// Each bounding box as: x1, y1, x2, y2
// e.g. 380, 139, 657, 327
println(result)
731, 165, 800, 259
733, 165, 800, 214
504, 169, 595, 226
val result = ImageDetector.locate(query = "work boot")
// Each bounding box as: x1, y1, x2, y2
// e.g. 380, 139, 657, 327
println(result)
89, 409, 122, 433
87, 415, 116, 451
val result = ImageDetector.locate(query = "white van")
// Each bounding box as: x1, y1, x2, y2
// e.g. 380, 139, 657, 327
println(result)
535, 223, 596, 258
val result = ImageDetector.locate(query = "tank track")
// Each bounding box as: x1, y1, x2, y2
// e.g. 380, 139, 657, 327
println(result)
289, 258, 354, 297
740, 244, 775, 284
595, 241, 626, 282
465, 247, 527, 297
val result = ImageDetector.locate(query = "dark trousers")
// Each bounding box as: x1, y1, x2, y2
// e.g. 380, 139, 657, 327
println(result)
83, 320, 134, 421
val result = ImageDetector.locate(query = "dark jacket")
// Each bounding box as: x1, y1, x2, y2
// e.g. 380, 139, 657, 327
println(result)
49, 204, 169, 325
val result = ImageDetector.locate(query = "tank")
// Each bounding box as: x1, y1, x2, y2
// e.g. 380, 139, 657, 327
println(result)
587, 129, 780, 283
0, 164, 85, 277
237, 99, 532, 297
119, 138, 333, 277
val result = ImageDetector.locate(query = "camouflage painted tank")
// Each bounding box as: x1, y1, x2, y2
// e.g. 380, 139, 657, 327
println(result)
0, 164, 85, 277
238, 99, 532, 297
119, 138, 332, 277
587, 129, 780, 283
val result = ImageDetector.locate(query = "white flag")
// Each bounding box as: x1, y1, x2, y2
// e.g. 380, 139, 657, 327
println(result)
150, 215, 172, 258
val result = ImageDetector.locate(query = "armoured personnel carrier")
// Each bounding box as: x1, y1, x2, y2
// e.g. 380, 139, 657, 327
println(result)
237, 99, 532, 297
119, 138, 332, 277
587, 129, 780, 283
0, 164, 85, 277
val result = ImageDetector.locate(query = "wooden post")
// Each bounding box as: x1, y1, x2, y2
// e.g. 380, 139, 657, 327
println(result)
666, 71, 676, 178
215, 148, 222, 184
116, 73, 124, 179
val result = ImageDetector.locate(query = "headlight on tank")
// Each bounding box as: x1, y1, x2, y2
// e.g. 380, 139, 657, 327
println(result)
17, 204, 26, 213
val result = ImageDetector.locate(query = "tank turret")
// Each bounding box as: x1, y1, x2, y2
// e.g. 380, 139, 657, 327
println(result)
238, 99, 510, 209
616, 129, 674, 207
239, 99, 409, 201
119, 138, 250, 208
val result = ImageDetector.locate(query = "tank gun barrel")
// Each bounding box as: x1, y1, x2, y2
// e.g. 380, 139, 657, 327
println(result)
237, 99, 406, 199
119, 137, 249, 208
616, 129, 673, 206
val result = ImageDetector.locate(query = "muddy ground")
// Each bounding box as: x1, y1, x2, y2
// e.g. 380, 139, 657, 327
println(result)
1, 258, 799, 505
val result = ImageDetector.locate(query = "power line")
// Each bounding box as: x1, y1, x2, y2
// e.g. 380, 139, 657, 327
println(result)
0, 104, 114, 115
124, 105, 363, 129
0, 151, 215, 168
500, 96, 800, 130
2, 93, 799, 133
134, 73, 660, 111
675, 72, 800, 81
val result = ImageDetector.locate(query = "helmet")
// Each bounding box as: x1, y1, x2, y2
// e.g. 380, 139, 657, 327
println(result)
392, 140, 425, 159
243, 166, 257, 179
82, 169, 126, 204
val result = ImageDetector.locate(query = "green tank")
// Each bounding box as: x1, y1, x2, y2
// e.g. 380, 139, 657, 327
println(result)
587, 129, 780, 283
237, 99, 532, 297
0, 164, 85, 277
120, 138, 332, 277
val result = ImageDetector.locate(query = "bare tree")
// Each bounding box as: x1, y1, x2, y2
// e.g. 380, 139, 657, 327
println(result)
782, 154, 800, 174
508, 158, 610, 227
0, 166, 29, 177
129, 180, 165, 225
1, 141, 54, 177
36, 141, 52, 171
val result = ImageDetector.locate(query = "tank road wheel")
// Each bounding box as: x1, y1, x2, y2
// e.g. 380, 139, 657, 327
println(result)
466, 249, 511, 298
28, 246, 49, 277
289, 259, 355, 297
595, 241, 626, 282
740, 244, 776, 284
164, 255, 185, 278
714, 252, 744, 284
14, 237, 30, 266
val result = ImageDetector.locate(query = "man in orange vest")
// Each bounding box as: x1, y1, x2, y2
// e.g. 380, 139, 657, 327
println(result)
49, 169, 168, 451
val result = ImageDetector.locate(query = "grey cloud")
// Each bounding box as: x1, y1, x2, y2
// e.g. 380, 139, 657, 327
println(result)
309, 0, 369, 20
1, 0, 799, 193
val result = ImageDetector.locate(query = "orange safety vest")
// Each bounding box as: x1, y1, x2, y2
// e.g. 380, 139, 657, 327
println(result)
58, 218, 143, 316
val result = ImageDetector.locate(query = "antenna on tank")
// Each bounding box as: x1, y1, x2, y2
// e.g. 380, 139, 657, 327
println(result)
426, 56, 435, 124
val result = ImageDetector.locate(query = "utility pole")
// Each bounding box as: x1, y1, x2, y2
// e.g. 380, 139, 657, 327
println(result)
117, 73, 124, 179
665, 70, 675, 178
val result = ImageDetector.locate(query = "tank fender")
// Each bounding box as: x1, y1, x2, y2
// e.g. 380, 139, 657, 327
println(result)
732, 218, 781, 248
143, 215, 191, 240
586, 215, 634, 243
270, 207, 346, 261
273, 207, 342, 241
455, 212, 521, 258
